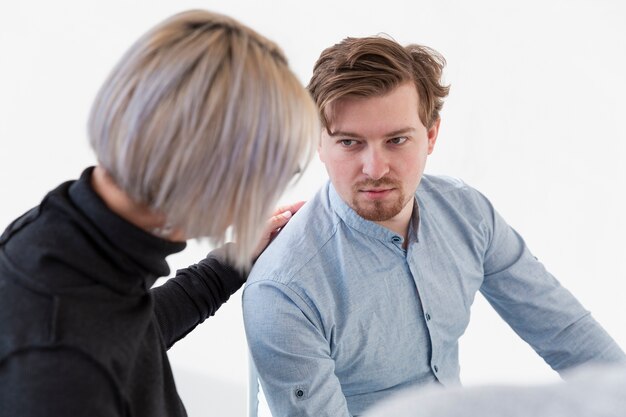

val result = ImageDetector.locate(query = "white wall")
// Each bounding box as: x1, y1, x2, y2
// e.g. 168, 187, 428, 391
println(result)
1, 1, 625, 416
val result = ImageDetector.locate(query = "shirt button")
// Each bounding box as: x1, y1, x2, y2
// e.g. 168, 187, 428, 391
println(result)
295, 389, 304, 398
391, 236, 402, 243
425, 313, 431, 321
433, 365, 439, 373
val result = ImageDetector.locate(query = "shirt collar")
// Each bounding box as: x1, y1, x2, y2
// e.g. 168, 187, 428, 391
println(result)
327, 181, 420, 246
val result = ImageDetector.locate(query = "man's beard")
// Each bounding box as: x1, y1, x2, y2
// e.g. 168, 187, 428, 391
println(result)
351, 178, 406, 222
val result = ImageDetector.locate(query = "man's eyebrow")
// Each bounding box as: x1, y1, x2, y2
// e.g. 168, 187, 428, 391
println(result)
328, 127, 415, 138
384, 128, 416, 137
328, 130, 363, 138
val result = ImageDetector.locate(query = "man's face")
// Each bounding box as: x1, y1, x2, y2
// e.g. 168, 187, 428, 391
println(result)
319, 82, 439, 224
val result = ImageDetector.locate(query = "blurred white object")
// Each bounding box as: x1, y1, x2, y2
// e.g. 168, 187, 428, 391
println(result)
363, 364, 626, 417
248, 352, 272, 417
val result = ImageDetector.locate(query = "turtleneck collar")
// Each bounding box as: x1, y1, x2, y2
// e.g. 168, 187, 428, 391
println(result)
65, 167, 186, 293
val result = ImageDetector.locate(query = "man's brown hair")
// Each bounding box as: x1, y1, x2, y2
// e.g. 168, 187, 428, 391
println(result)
308, 36, 450, 131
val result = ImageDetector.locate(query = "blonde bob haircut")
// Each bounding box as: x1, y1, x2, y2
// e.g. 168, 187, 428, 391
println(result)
89, 10, 319, 268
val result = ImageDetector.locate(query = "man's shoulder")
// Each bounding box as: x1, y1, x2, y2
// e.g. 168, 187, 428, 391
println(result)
417, 174, 494, 219
419, 174, 471, 195
247, 183, 340, 287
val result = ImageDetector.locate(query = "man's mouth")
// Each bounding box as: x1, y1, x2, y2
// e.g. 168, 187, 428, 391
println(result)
359, 188, 394, 199
354, 178, 400, 200
361, 188, 391, 192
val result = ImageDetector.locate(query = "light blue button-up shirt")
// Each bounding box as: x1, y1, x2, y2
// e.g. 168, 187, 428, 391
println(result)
243, 175, 624, 417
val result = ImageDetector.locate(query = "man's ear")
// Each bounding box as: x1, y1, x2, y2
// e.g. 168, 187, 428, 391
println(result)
427, 118, 441, 155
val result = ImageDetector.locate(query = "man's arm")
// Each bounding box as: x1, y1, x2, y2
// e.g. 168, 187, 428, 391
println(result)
476, 190, 625, 372
151, 244, 246, 349
0, 348, 123, 417
243, 280, 352, 417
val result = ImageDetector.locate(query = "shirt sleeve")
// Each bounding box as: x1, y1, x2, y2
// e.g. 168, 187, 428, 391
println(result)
151, 243, 247, 348
0, 348, 123, 417
475, 190, 625, 372
243, 280, 353, 417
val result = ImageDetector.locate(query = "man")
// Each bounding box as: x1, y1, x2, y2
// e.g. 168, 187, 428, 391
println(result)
242, 36, 625, 417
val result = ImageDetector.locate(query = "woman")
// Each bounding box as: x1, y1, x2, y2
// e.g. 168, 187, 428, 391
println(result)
0, 10, 318, 417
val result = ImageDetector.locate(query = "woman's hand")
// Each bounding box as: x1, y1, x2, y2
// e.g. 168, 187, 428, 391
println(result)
252, 201, 305, 260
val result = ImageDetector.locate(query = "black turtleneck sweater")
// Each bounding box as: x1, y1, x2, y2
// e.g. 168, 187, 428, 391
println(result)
0, 168, 247, 417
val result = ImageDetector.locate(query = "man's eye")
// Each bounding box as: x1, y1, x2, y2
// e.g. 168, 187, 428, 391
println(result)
389, 137, 407, 145
340, 139, 358, 147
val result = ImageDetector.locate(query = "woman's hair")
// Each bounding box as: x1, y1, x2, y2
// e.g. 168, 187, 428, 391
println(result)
88, 10, 319, 268
308, 36, 450, 130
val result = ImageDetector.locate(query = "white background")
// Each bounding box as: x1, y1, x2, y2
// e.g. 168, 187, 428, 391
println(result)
1, 1, 625, 416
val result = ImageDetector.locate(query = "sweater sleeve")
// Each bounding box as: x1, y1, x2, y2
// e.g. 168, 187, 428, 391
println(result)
0, 348, 123, 417
151, 243, 247, 348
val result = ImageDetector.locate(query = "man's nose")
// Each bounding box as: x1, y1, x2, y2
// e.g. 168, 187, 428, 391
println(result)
362, 148, 390, 180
